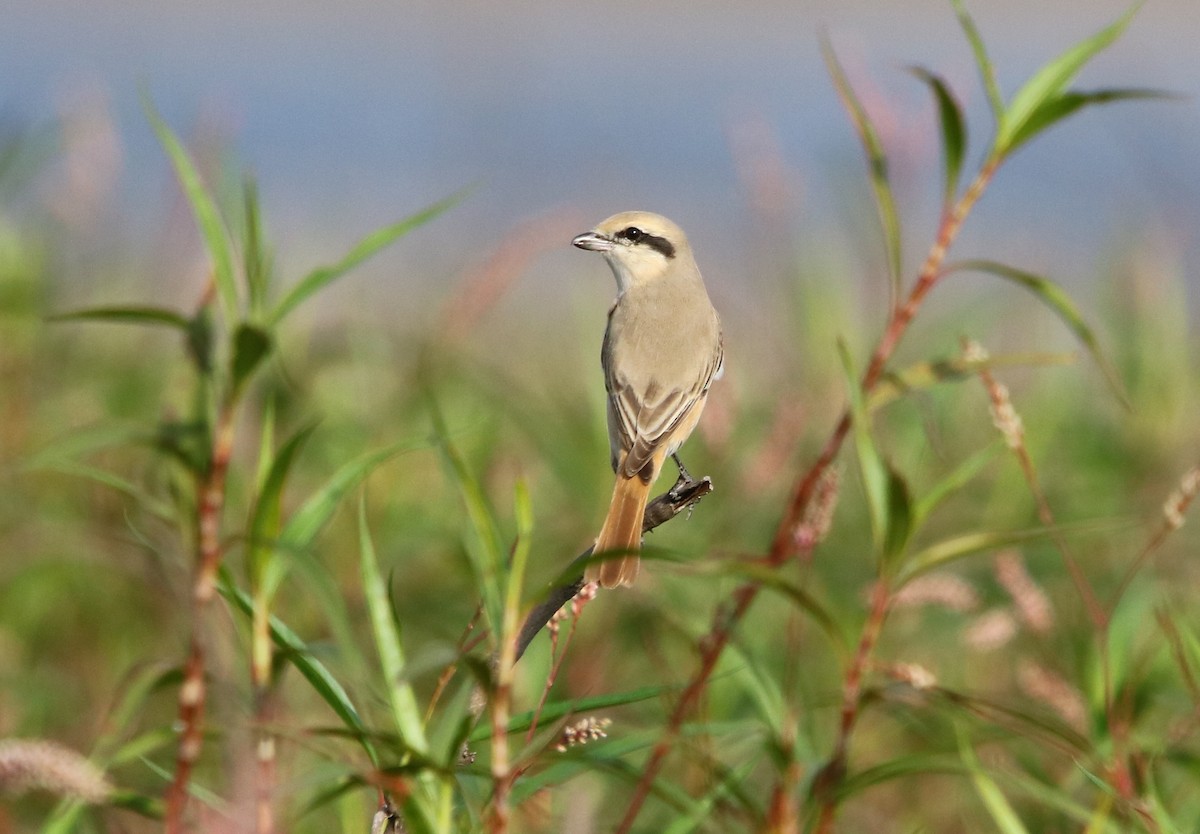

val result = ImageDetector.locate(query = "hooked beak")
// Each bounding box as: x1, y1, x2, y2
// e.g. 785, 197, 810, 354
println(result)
572, 231, 614, 252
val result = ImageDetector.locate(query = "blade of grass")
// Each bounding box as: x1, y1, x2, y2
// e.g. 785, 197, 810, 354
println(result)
142, 96, 239, 323
957, 723, 1031, 834
909, 67, 967, 206
1007, 88, 1173, 152
269, 190, 466, 325
822, 35, 903, 307
218, 571, 379, 766
996, 4, 1140, 154
950, 259, 1127, 405
358, 499, 430, 758
950, 0, 1004, 127
900, 518, 1127, 584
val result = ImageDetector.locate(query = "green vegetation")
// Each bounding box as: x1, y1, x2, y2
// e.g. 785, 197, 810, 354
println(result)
2, 4, 1198, 832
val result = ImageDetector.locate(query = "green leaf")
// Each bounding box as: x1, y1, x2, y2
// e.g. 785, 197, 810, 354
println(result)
246, 422, 316, 589
869, 352, 1075, 411
950, 259, 1128, 406
142, 95, 239, 323
996, 4, 1140, 154
48, 305, 190, 330
913, 441, 1004, 526
359, 499, 430, 757
229, 322, 273, 396
474, 684, 674, 742
882, 463, 914, 567
279, 438, 427, 549
242, 178, 271, 318
909, 67, 967, 206
723, 563, 847, 656
950, 0, 1004, 129
269, 190, 465, 325
431, 408, 506, 637
838, 340, 889, 557
218, 571, 379, 766
186, 306, 215, 375
899, 518, 1125, 584
1006, 87, 1173, 153
822, 36, 902, 307
958, 723, 1031, 834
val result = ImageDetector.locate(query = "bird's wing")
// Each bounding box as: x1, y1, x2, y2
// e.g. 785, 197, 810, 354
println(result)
604, 329, 723, 481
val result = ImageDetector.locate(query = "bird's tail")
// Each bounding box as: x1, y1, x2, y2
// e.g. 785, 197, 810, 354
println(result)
589, 473, 651, 588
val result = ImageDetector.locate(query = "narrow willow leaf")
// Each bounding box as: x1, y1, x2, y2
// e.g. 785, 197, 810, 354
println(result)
36, 461, 176, 522
48, 305, 190, 330
218, 570, 380, 766
662, 762, 757, 834
480, 684, 675, 741
909, 67, 967, 205
958, 724, 1031, 834
279, 438, 427, 549
822, 36, 902, 306
913, 441, 1004, 526
186, 307, 214, 375
246, 423, 316, 588
882, 463, 914, 569
229, 322, 273, 396
869, 352, 1075, 411
269, 190, 465, 325
431, 410, 505, 637
950, 0, 1004, 128
723, 563, 847, 655
22, 423, 151, 471
900, 519, 1124, 584
358, 499, 430, 757
242, 178, 270, 318
835, 754, 965, 800
996, 4, 1140, 154
1006, 87, 1173, 153
838, 340, 889, 556
142, 96, 239, 322
951, 259, 1128, 406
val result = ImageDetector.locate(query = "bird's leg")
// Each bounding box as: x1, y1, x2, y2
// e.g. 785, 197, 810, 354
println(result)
676, 456, 696, 482
668, 453, 694, 501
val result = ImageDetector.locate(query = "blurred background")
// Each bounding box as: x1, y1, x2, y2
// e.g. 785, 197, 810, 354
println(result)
3, 2, 1200, 831
3, 0, 1198, 315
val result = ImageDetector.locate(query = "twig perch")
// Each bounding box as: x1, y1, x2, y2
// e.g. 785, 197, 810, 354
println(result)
514, 471, 714, 662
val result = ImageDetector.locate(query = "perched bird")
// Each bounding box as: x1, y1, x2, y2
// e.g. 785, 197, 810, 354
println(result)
572, 212, 724, 588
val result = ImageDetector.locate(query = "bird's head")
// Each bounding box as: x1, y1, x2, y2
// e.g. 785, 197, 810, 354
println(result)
572, 211, 691, 292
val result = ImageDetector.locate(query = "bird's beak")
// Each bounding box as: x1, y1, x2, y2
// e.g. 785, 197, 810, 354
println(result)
572, 231, 614, 252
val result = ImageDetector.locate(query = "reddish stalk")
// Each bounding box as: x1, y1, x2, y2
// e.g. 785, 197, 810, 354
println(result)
527, 586, 594, 743
165, 403, 237, 834
615, 156, 1001, 834
812, 580, 891, 834
971, 357, 1106, 630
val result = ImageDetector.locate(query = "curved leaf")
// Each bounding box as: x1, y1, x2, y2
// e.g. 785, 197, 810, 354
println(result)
359, 500, 430, 757
1006, 87, 1176, 153
218, 571, 379, 766
950, 0, 1004, 127
269, 190, 466, 325
996, 4, 1140, 154
909, 67, 967, 205
142, 95, 239, 322
48, 305, 189, 330
246, 422, 316, 589
950, 259, 1127, 406
822, 35, 902, 307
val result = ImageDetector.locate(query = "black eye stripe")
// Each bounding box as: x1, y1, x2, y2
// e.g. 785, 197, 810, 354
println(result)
615, 226, 676, 259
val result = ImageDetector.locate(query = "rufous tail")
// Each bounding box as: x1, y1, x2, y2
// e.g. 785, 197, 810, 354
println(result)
589, 473, 651, 588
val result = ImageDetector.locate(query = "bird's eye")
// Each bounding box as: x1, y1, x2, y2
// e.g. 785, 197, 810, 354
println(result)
622, 226, 643, 242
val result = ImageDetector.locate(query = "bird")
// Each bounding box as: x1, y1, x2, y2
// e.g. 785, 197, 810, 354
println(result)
572, 211, 724, 588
